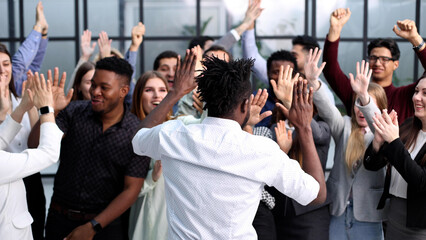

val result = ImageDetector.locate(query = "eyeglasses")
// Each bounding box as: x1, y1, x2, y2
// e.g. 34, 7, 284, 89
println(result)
367, 55, 395, 64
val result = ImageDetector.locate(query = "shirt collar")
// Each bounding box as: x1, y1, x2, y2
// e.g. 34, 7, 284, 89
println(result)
201, 117, 242, 129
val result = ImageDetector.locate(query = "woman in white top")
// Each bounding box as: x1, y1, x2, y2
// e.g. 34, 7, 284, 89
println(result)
0, 73, 63, 240
364, 75, 426, 239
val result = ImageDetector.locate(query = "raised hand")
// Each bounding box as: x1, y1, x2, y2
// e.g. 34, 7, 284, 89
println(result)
172, 47, 198, 97
275, 120, 292, 153
328, 8, 351, 42
44, 68, 73, 111
34, 1, 48, 34
18, 73, 34, 113
98, 31, 112, 59
270, 65, 299, 109
192, 88, 203, 114
393, 19, 424, 49
129, 22, 146, 51
152, 160, 163, 182
349, 60, 372, 105
29, 72, 53, 109
373, 109, 399, 143
238, 0, 263, 32
81, 30, 97, 61
304, 47, 326, 90
0, 78, 11, 118
246, 89, 272, 127
276, 79, 313, 130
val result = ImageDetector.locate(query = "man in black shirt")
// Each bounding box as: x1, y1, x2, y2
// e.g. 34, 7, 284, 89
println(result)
29, 57, 150, 240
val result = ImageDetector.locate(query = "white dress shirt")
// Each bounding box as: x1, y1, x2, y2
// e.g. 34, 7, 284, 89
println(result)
132, 117, 319, 240
0, 116, 63, 240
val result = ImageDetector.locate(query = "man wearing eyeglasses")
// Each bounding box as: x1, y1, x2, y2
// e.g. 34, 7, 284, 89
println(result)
322, 8, 426, 124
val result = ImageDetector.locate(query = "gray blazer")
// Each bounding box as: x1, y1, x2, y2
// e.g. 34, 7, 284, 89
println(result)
314, 85, 387, 222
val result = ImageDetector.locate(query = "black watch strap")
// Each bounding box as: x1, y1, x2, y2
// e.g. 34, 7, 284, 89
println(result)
90, 219, 102, 233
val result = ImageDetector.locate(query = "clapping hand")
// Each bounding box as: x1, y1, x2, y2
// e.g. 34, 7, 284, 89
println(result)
44, 68, 73, 112
373, 109, 399, 144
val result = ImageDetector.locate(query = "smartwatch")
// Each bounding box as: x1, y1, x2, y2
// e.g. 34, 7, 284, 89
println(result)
38, 106, 54, 116
90, 219, 103, 233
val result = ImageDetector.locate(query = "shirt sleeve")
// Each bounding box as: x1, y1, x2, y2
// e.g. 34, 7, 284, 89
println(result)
241, 29, 269, 85
0, 122, 63, 185
214, 30, 238, 51
0, 115, 22, 150
132, 123, 166, 160
12, 30, 42, 95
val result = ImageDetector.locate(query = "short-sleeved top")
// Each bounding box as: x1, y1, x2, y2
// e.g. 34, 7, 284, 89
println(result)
52, 100, 150, 212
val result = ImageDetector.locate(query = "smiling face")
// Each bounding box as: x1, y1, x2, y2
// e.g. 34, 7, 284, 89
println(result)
141, 77, 168, 115
413, 78, 426, 123
90, 69, 128, 115
79, 69, 95, 100
156, 57, 177, 88
369, 47, 399, 85
0, 52, 12, 85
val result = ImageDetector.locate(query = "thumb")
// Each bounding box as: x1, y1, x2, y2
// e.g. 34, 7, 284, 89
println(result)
270, 79, 277, 92
276, 102, 289, 118
66, 89, 74, 103
393, 25, 401, 35
287, 129, 293, 140
259, 110, 272, 122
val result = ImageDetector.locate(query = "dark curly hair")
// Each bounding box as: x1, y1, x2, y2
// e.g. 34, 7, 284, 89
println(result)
267, 50, 298, 73
188, 36, 214, 50
95, 56, 133, 85
368, 38, 400, 60
196, 56, 253, 118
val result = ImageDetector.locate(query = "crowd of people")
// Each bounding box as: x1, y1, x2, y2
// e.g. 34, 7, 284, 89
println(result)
1, 0, 426, 239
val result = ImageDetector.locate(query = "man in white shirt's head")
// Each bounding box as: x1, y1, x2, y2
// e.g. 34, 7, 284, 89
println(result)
132, 48, 327, 239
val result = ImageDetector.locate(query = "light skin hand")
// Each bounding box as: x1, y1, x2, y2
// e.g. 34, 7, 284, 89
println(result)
192, 88, 203, 115
194, 45, 203, 77
304, 47, 326, 91
64, 222, 95, 240
245, 89, 272, 127
275, 120, 292, 153
0, 77, 11, 118
152, 160, 162, 182
270, 65, 299, 109
81, 30, 97, 61
129, 22, 145, 51
44, 68, 73, 112
349, 60, 372, 106
328, 8, 351, 42
34, 1, 48, 34
393, 19, 424, 50
372, 110, 397, 151
98, 31, 112, 59
373, 109, 399, 143
237, 0, 263, 33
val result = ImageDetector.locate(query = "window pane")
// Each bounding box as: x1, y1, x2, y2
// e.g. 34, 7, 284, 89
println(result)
125, 40, 142, 80
393, 42, 415, 87
124, 0, 141, 37
24, 0, 75, 37
316, 0, 364, 38
88, 0, 120, 36
0, 0, 20, 38
200, 0, 229, 36
143, 0, 196, 37
143, 40, 187, 71
256, 1, 305, 36
40, 41, 76, 82
368, 0, 415, 38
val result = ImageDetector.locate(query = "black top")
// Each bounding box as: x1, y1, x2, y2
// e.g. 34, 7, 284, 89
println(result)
364, 122, 426, 228
52, 100, 150, 212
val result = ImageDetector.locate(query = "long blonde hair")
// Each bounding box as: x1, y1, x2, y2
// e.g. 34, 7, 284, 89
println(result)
345, 83, 387, 169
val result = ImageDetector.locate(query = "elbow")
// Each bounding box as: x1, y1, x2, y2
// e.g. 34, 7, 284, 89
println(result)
310, 185, 327, 205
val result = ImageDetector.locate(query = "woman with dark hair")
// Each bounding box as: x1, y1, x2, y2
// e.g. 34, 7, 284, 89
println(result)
71, 61, 95, 101
128, 71, 172, 240
363, 75, 426, 239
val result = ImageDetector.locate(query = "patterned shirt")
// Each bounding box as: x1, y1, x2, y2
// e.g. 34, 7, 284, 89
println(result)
52, 100, 150, 212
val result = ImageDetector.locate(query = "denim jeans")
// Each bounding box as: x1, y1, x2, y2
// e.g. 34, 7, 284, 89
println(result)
329, 201, 384, 240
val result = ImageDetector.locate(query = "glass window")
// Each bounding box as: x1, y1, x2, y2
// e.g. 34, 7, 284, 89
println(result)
200, 0, 229, 36
0, 0, 20, 38
24, 0, 75, 37
421, 1, 426, 39
40, 41, 76, 82
393, 42, 414, 87
143, 0, 196, 37
258, 39, 293, 60
316, 0, 364, 39
333, 41, 363, 76
88, 0, 120, 36
368, 0, 416, 38
143, 40, 188, 71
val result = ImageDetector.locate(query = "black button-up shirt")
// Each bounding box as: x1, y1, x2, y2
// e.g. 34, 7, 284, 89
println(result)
52, 101, 150, 212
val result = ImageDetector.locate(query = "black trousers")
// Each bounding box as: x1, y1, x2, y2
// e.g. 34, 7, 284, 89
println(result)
253, 202, 277, 240
45, 208, 126, 240
23, 172, 45, 240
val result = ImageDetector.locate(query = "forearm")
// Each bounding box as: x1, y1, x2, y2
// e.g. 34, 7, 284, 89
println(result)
297, 126, 326, 204
29, 38, 48, 73
328, 25, 342, 42
363, 142, 388, 171
27, 119, 41, 148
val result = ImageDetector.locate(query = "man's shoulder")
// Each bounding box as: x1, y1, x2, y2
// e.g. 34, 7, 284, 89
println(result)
65, 100, 92, 112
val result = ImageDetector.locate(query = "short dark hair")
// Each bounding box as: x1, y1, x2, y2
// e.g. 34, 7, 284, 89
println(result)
267, 50, 298, 72
292, 35, 320, 52
203, 45, 233, 61
196, 56, 253, 118
95, 57, 133, 85
153, 51, 179, 70
0, 43, 18, 98
188, 36, 214, 49
368, 38, 400, 60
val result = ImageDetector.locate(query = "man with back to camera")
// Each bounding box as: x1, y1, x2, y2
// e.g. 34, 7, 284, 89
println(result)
132, 49, 326, 239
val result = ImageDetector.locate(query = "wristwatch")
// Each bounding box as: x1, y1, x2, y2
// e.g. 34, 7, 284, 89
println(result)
38, 106, 54, 116
90, 219, 103, 233
413, 40, 425, 51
